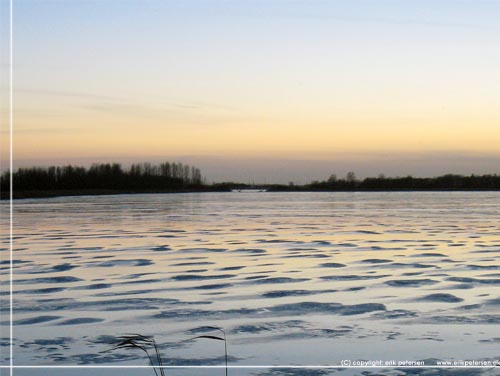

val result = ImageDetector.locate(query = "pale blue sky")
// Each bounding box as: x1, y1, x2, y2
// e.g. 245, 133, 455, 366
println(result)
6, 0, 500, 182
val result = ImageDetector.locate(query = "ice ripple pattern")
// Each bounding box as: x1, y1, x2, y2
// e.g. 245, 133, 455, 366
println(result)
0, 192, 499, 373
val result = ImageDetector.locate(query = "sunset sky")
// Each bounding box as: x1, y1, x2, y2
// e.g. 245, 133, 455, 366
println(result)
4, 0, 500, 182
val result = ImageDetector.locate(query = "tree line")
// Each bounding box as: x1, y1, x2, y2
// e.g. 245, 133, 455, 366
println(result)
1, 165, 499, 199
304, 172, 500, 191
0, 162, 204, 193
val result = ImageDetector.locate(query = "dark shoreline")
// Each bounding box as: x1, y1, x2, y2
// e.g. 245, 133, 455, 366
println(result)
2, 187, 499, 200
0, 188, 222, 200
2, 163, 499, 199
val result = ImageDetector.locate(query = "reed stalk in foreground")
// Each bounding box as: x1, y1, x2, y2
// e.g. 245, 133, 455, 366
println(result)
104, 327, 229, 376
103, 334, 165, 376
189, 326, 228, 376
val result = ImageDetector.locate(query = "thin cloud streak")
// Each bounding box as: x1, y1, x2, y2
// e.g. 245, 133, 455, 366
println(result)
16, 88, 241, 113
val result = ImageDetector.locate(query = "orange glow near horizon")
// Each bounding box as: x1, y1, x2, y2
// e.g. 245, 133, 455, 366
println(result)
10, 93, 500, 161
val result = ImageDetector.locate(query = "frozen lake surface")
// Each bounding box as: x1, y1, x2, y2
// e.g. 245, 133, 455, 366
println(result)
1, 192, 499, 375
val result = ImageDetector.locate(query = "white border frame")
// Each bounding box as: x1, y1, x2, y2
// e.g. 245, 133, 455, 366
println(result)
9, 0, 14, 375
0, 364, 496, 369
3, 0, 499, 374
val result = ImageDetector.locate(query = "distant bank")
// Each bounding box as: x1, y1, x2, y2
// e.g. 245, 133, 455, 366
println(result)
1, 162, 499, 199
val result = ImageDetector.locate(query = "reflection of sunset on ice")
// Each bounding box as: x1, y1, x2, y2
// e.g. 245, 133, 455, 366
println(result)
2, 192, 500, 373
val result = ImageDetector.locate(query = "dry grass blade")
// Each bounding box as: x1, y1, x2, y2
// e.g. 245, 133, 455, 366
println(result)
188, 327, 228, 376
191, 335, 225, 341
102, 334, 165, 376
